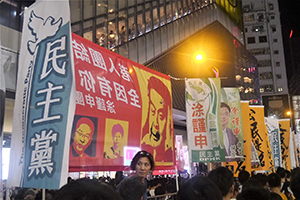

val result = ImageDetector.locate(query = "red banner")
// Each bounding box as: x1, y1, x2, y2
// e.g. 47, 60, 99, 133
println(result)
69, 33, 175, 171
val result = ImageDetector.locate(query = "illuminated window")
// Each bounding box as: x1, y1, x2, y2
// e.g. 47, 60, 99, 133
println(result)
244, 77, 252, 83
252, 25, 264, 32
260, 88, 264, 93
244, 13, 255, 22
278, 87, 283, 92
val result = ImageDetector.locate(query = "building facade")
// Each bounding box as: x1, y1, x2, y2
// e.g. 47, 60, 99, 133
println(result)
241, 0, 290, 118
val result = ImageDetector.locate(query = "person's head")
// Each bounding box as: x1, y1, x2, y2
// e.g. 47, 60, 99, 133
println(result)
53, 178, 122, 200
130, 150, 155, 178
285, 169, 291, 181
251, 173, 268, 189
73, 117, 94, 152
208, 166, 234, 197
177, 176, 222, 200
220, 102, 231, 129
236, 181, 270, 200
238, 170, 250, 185
276, 167, 286, 181
118, 175, 144, 200
290, 168, 300, 199
267, 173, 281, 188
143, 76, 171, 147
112, 124, 123, 145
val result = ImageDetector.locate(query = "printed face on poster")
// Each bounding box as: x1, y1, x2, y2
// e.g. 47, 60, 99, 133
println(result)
69, 33, 175, 171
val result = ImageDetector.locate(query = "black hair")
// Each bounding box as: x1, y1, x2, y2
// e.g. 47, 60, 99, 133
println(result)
276, 167, 286, 179
221, 102, 231, 113
250, 173, 268, 187
53, 178, 122, 200
290, 169, 300, 199
177, 176, 222, 200
237, 182, 270, 200
238, 170, 250, 185
130, 150, 155, 170
267, 173, 281, 188
207, 167, 234, 196
118, 175, 144, 200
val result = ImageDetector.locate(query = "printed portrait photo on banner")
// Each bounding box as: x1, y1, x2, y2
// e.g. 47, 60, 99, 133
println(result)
140, 76, 174, 164
103, 119, 128, 159
70, 116, 98, 158
221, 102, 241, 160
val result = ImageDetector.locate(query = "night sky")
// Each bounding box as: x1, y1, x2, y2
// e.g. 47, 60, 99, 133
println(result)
278, 0, 300, 81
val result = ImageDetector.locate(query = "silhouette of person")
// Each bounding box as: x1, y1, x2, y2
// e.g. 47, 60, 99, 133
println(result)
104, 123, 124, 158
221, 102, 239, 159
70, 117, 95, 157
141, 76, 173, 163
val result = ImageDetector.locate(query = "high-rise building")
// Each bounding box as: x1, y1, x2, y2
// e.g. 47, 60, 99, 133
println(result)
241, 0, 290, 119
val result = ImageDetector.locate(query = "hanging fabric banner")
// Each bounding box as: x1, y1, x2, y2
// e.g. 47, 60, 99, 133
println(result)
265, 117, 282, 170
8, 0, 75, 189
185, 78, 225, 163
290, 131, 297, 169
295, 132, 300, 167
249, 106, 270, 171
0, 32, 4, 138
223, 101, 251, 177
264, 123, 275, 173
70, 33, 175, 171
278, 119, 291, 170
220, 88, 243, 162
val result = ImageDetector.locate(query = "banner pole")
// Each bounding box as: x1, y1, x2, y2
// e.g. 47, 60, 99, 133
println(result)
175, 166, 179, 192
42, 188, 45, 200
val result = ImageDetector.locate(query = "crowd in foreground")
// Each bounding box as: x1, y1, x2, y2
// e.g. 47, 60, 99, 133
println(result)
6, 150, 300, 200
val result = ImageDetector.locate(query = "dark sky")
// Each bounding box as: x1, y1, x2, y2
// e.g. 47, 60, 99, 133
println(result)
278, 0, 300, 81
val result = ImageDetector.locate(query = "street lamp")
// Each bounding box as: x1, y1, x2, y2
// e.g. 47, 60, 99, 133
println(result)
193, 53, 219, 78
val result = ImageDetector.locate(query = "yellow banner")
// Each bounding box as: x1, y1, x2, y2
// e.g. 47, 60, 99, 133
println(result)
249, 106, 270, 171
223, 101, 251, 177
278, 119, 291, 170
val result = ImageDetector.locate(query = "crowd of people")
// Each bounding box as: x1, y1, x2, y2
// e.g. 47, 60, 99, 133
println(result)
6, 150, 300, 200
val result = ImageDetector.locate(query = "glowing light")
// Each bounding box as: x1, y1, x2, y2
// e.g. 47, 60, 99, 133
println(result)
195, 54, 203, 61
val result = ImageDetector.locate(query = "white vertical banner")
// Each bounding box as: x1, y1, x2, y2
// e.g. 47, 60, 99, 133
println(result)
290, 130, 297, 169
0, 27, 5, 200
8, 0, 75, 189
265, 117, 282, 170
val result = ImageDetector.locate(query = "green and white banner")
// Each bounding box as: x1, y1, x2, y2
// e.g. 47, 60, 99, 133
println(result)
220, 88, 244, 162
186, 78, 225, 162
